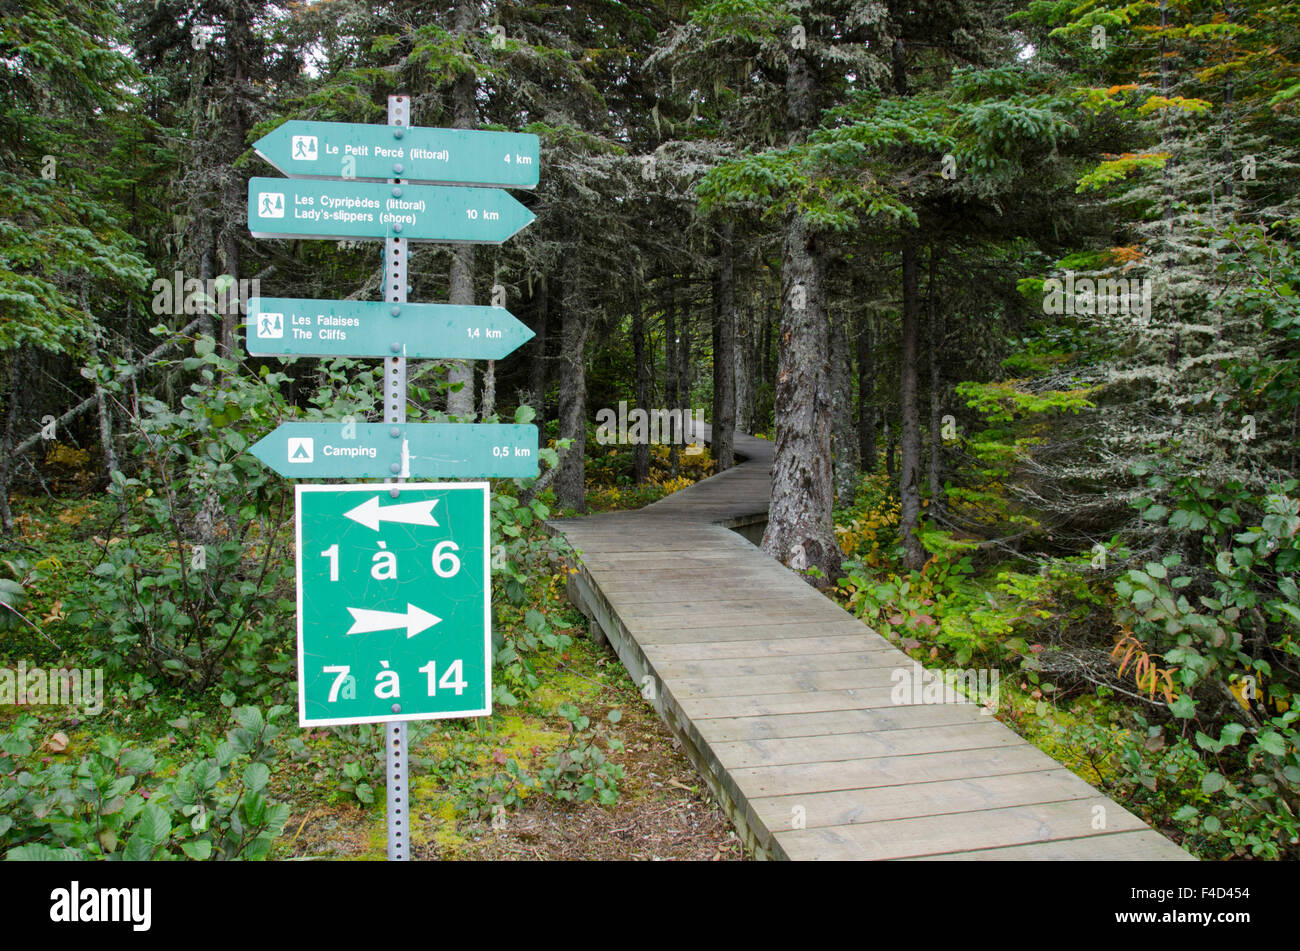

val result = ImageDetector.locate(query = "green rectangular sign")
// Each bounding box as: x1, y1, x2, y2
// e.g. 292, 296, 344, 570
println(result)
254, 120, 539, 189
246, 296, 534, 360
296, 483, 490, 726
247, 177, 535, 243
249, 422, 539, 479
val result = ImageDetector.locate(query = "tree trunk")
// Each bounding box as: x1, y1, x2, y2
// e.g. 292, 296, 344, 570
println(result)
216, 0, 253, 358
528, 276, 548, 420
762, 297, 775, 384
480, 359, 496, 419
0, 353, 18, 532
632, 291, 650, 484
677, 280, 690, 439
857, 311, 876, 472
218, 229, 239, 358
555, 254, 588, 511
885, 414, 897, 478
712, 224, 736, 470
898, 233, 928, 570
445, 1, 478, 417
926, 248, 943, 514
760, 38, 841, 584
830, 307, 858, 502
664, 283, 679, 475
198, 240, 215, 341
761, 208, 841, 584
82, 282, 119, 477
735, 298, 754, 434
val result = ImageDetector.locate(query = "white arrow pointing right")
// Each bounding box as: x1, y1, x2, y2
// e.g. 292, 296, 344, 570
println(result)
345, 603, 441, 639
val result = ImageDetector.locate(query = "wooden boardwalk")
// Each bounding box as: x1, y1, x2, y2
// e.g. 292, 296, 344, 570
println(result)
548, 429, 1192, 861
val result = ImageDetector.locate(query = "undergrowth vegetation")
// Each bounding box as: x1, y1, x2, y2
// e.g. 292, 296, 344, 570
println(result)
0, 345, 719, 860
831, 396, 1300, 860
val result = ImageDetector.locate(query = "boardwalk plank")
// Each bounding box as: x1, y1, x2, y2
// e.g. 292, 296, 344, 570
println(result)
634, 621, 881, 644
667, 668, 967, 699
749, 768, 1102, 829
641, 636, 892, 662
692, 704, 994, 742
709, 722, 1021, 768
774, 798, 1148, 861
650, 650, 910, 678
729, 746, 1062, 798
904, 830, 1196, 861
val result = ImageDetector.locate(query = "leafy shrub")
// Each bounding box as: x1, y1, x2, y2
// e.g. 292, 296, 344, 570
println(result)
291, 721, 443, 806
458, 753, 533, 822
67, 338, 302, 696
1060, 707, 1299, 859
838, 520, 1102, 668
0, 558, 36, 633
456, 702, 627, 818
0, 705, 291, 860
538, 704, 625, 805
1116, 472, 1300, 850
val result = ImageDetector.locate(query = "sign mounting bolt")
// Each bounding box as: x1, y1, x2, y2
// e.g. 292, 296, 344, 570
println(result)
390, 462, 401, 474
390, 342, 401, 353
392, 187, 402, 198
389, 427, 401, 438
390, 305, 401, 317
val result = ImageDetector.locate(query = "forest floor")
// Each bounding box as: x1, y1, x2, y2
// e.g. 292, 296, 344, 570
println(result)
0, 447, 746, 861
274, 636, 745, 861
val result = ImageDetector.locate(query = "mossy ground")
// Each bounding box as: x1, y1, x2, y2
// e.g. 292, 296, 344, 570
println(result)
271, 634, 744, 861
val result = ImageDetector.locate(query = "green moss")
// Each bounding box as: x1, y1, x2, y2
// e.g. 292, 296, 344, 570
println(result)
997, 682, 1129, 787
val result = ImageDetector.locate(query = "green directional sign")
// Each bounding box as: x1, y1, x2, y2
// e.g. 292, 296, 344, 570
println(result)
296, 483, 490, 726
247, 178, 535, 243
246, 296, 534, 360
254, 120, 539, 189
250, 422, 539, 479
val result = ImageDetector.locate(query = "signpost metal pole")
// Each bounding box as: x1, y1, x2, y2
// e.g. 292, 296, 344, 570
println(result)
248, 97, 539, 862
385, 93, 409, 863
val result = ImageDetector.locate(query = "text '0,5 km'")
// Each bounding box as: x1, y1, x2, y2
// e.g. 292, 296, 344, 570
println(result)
249, 422, 539, 480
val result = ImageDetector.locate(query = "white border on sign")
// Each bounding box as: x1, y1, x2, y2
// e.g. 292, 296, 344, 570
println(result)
295, 482, 493, 727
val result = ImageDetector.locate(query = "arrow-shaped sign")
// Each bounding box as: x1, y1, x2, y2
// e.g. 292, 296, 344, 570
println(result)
345, 603, 441, 639
245, 297, 534, 361
249, 422, 539, 479
248, 178, 535, 244
253, 120, 539, 189
344, 495, 440, 531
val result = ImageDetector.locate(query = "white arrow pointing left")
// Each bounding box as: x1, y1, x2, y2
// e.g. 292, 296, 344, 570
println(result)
345, 603, 441, 639
344, 495, 440, 531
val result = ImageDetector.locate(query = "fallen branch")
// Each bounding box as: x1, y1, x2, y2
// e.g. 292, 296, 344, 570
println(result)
11, 315, 206, 459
